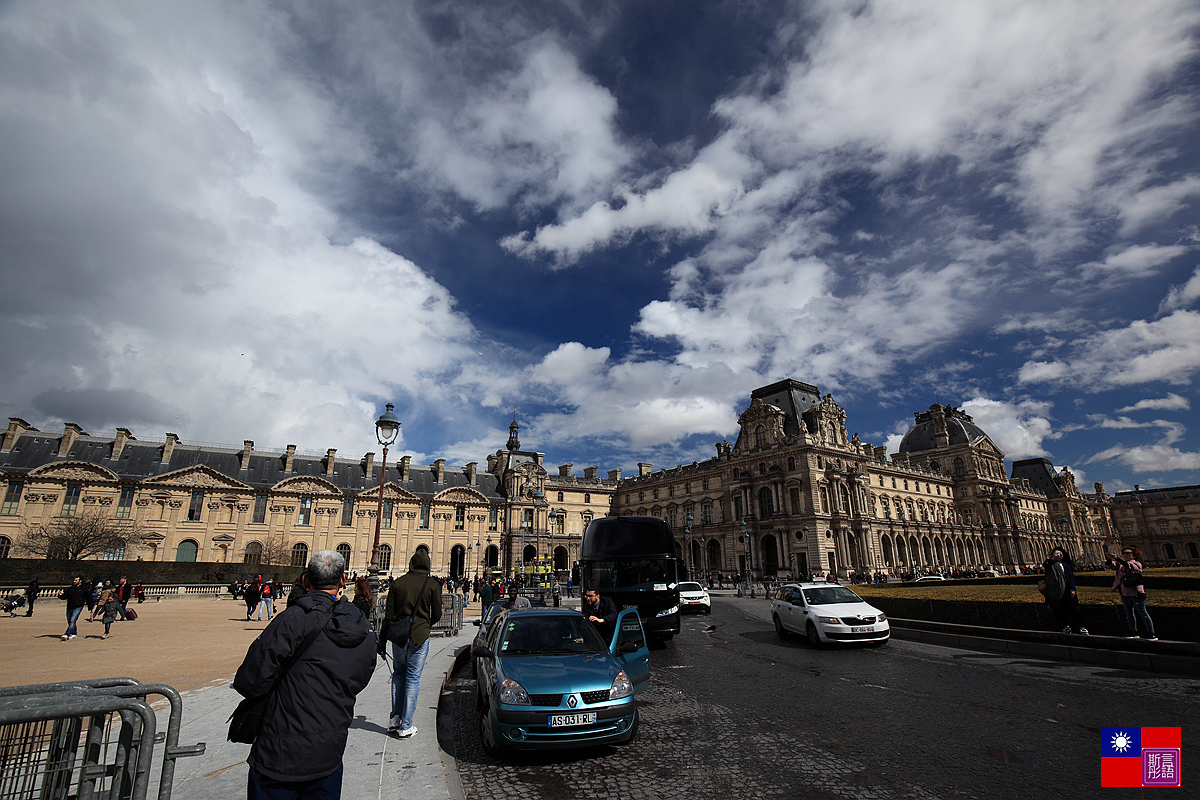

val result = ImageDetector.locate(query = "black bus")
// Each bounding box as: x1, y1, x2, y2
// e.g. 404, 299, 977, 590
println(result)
580, 516, 681, 641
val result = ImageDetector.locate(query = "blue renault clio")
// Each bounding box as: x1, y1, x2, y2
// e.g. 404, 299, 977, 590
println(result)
473, 607, 650, 753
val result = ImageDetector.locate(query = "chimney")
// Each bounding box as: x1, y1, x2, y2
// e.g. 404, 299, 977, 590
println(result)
325, 448, 337, 476
240, 440, 253, 470
533, 452, 543, 467
162, 433, 179, 464
399, 455, 411, 481
364, 452, 375, 481
58, 422, 87, 457
433, 458, 445, 484
284, 444, 296, 473
486, 453, 497, 473
465, 462, 477, 486
111, 428, 134, 460
874, 446, 888, 462
638, 462, 652, 477
608, 469, 622, 481
583, 466, 597, 480
3, 418, 31, 453
559, 463, 573, 477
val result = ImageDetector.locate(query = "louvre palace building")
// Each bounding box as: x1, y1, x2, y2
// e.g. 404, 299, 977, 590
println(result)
1, 378, 1196, 577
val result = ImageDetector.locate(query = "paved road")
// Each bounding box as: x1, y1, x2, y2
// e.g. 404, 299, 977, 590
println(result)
445, 597, 1199, 799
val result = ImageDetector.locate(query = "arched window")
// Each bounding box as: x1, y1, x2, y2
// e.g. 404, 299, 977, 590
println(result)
336, 543, 352, 567
291, 542, 309, 567
894, 499, 904, 520
0, 535, 10, 559
243, 541, 262, 564
1163, 543, 1176, 559
523, 544, 537, 563
758, 487, 774, 518
176, 539, 199, 562
953, 457, 965, 477
882, 497, 891, 519
930, 460, 940, 473
377, 544, 393, 572
819, 486, 829, 513
755, 425, 766, 448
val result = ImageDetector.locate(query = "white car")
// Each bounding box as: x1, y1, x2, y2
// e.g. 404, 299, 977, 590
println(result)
914, 575, 946, 582
770, 583, 889, 646
677, 581, 711, 614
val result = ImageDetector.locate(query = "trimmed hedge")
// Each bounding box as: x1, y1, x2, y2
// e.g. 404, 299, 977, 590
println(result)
890, 572, 1200, 592
0, 557, 302, 587
867, 595, 1196, 642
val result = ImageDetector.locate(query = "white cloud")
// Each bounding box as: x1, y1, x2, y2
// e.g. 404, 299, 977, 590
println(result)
1159, 266, 1200, 314
1090, 443, 1200, 472
1018, 310, 1200, 389
1116, 394, 1191, 412
1081, 244, 1189, 284
1118, 175, 1200, 236
959, 397, 1054, 460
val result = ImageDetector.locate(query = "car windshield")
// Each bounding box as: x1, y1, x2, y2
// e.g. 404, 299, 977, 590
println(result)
499, 615, 609, 655
802, 586, 864, 605
678, 582, 703, 592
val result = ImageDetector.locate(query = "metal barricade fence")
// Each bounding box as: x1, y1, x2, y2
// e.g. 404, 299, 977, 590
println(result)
0, 679, 205, 800
430, 593, 463, 637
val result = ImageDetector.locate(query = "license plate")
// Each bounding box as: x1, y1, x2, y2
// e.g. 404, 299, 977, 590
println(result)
851, 626, 873, 633
548, 712, 596, 728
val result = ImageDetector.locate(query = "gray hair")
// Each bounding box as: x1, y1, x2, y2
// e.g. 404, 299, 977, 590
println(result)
306, 549, 345, 589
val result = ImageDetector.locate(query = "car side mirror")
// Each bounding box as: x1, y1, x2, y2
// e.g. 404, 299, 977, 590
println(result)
473, 619, 481, 626
618, 640, 640, 655
473, 644, 493, 659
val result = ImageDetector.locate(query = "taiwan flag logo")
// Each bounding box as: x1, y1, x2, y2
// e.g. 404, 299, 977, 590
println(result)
1101, 727, 1181, 787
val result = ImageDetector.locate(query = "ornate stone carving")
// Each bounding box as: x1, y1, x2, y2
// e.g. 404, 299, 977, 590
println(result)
28, 462, 119, 481
148, 467, 247, 490
273, 477, 341, 495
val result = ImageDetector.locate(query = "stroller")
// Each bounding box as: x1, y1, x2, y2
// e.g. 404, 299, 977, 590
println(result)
3, 594, 26, 617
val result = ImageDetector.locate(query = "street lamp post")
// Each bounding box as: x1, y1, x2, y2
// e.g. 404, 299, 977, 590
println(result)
369, 403, 401, 599
684, 513, 694, 578
740, 518, 751, 594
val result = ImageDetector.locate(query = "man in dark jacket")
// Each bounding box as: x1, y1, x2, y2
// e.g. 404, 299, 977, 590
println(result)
233, 550, 375, 800
581, 588, 619, 640
382, 548, 442, 737
58, 575, 89, 640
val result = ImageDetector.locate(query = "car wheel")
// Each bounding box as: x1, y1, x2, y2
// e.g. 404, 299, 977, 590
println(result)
704, 605, 711, 615
478, 706, 502, 757
773, 615, 788, 639
806, 621, 822, 647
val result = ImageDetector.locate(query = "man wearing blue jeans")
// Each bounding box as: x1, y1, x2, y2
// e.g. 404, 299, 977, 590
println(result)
58, 575, 88, 640
382, 549, 442, 737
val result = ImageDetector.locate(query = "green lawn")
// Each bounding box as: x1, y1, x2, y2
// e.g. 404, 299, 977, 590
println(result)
850, 579, 1200, 610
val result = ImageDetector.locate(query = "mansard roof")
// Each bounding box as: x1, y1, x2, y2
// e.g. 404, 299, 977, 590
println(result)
749, 378, 823, 438
0, 430, 504, 502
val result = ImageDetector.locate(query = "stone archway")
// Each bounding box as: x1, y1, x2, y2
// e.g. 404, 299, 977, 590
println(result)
761, 533, 779, 576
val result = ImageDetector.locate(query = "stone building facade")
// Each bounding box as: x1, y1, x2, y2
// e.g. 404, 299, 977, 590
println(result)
611, 379, 1122, 578
0, 416, 615, 578
1109, 484, 1200, 563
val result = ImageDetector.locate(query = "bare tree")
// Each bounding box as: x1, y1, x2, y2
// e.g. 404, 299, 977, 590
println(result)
18, 510, 149, 561
256, 530, 294, 567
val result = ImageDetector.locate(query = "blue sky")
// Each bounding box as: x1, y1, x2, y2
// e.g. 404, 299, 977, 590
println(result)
2, 1, 1199, 492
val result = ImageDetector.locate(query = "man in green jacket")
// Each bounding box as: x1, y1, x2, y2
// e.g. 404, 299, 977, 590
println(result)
383, 548, 442, 737
479, 579, 494, 608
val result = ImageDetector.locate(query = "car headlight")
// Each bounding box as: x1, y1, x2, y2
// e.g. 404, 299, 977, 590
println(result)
498, 678, 530, 705
876, 613, 887, 622
609, 670, 633, 700
817, 616, 842, 624
656, 605, 678, 617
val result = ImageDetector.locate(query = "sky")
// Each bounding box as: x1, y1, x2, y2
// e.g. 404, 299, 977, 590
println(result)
2, 0, 1199, 494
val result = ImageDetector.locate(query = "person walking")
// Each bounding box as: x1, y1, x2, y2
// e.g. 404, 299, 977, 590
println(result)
243, 579, 261, 622
479, 579, 494, 609
352, 576, 374, 622
381, 548, 442, 738
233, 550, 376, 800
97, 583, 119, 639
58, 576, 89, 640
1106, 545, 1158, 640
1042, 547, 1088, 635
24, 576, 39, 617
115, 577, 132, 620
256, 580, 274, 621
88, 580, 103, 622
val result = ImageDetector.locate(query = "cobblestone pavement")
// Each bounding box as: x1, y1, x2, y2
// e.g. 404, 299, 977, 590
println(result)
446, 598, 1200, 799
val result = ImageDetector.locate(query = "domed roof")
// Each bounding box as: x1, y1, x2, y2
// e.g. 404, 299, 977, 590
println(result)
898, 405, 989, 454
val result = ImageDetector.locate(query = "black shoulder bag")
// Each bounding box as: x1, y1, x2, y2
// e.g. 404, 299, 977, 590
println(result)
1120, 562, 1144, 589
382, 575, 432, 648
227, 598, 340, 744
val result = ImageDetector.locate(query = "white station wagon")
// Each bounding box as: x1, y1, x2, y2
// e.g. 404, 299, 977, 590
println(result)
770, 583, 890, 646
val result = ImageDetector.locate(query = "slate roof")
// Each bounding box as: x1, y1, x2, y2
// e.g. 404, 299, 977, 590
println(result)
0, 432, 504, 501
749, 378, 823, 438
898, 407, 990, 454
1010, 458, 1062, 498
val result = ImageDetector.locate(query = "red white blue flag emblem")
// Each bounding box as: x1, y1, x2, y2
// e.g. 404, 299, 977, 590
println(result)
1101, 727, 1181, 787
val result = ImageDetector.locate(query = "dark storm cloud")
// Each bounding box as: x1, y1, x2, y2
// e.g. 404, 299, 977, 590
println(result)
31, 388, 186, 434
